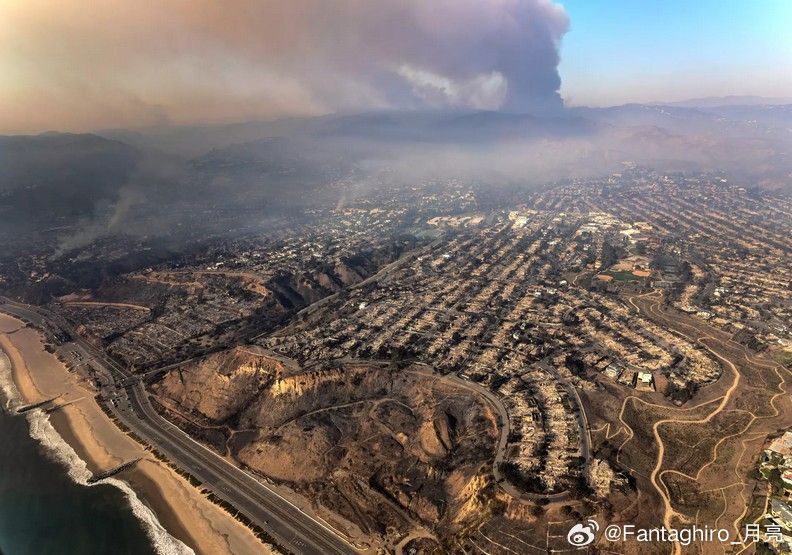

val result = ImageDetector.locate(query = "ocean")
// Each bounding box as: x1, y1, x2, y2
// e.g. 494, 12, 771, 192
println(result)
0, 349, 189, 555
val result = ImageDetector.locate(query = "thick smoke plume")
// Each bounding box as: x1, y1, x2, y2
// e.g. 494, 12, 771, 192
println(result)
1, 0, 569, 132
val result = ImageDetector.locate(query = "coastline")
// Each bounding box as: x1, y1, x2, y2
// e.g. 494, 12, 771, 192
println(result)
0, 313, 273, 555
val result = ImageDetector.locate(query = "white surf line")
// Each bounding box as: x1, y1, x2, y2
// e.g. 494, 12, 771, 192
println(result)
0, 348, 193, 555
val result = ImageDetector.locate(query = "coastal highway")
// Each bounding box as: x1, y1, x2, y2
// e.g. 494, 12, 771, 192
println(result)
122, 382, 357, 555
0, 298, 358, 555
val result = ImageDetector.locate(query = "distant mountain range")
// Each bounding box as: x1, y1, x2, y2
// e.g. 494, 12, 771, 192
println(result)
659, 95, 792, 108
0, 132, 139, 193
93, 99, 791, 158
1, 99, 789, 248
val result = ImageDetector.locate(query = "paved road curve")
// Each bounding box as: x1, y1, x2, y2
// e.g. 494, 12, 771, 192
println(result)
446, 364, 589, 503
0, 298, 358, 555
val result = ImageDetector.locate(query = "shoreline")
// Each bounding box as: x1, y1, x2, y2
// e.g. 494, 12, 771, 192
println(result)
48, 408, 198, 548
0, 313, 272, 555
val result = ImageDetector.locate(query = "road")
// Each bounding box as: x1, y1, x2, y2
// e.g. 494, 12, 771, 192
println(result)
536, 359, 592, 474
0, 297, 358, 555
441, 366, 589, 503
262, 234, 448, 340
624, 291, 792, 554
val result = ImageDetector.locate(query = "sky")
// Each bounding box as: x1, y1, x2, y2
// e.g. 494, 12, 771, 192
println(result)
0, 0, 790, 134
559, 0, 792, 106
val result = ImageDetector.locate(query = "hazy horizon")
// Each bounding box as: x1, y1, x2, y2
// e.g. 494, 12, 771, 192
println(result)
2, 0, 790, 135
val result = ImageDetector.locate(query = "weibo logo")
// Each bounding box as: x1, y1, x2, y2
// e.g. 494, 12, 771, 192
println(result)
567, 519, 599, 547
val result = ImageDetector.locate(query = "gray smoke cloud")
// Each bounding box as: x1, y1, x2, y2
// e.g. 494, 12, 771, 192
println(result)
250, 0, 571, 113
1, 0, 569, 132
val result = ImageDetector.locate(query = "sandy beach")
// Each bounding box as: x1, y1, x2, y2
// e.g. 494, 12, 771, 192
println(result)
0, 313, 273, 555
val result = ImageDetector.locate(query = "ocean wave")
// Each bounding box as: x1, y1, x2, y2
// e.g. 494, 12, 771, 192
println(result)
0, 348, 194, 555
0, 349, 21, 409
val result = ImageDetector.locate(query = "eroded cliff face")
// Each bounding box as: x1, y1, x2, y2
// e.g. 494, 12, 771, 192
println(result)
152, 351, 499, 542
154, 346, 297, 422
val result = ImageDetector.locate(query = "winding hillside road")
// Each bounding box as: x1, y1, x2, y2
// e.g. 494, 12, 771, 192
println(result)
623, 291, 792, 554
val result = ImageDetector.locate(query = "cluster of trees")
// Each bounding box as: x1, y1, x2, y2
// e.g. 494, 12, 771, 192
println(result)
664, 379, 699, 404
498, 461, 546, 493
